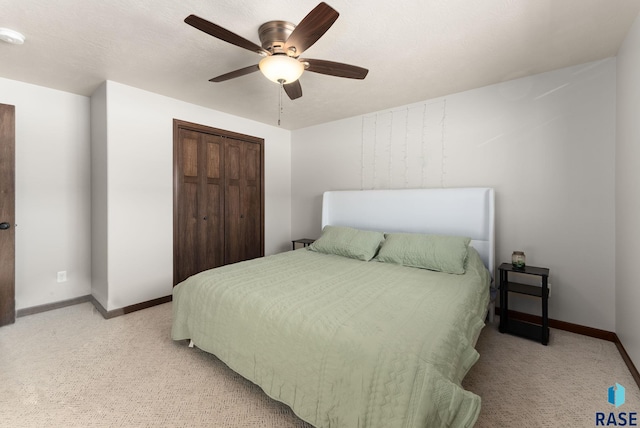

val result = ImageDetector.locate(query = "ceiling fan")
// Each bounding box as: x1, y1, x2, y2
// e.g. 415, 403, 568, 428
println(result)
184, 2, 368, 100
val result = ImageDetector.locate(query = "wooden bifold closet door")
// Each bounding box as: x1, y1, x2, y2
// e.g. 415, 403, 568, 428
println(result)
173, 120, 264, 286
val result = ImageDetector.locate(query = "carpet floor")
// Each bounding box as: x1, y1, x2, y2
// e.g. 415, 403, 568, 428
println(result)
0, 302, 638, 427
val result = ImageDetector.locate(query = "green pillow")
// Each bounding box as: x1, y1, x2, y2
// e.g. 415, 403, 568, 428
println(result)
309, 226, 385, 261
376, 233, 471, 274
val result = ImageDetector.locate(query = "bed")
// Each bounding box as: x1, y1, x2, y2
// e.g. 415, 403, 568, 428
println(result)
172, 187, 494, 428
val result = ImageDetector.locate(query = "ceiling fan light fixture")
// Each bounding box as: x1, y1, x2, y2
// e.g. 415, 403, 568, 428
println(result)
259, 54, 304, 84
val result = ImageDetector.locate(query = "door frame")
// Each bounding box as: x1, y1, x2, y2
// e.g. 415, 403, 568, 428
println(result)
0, 104, 16, 326
172, 119, 265, 286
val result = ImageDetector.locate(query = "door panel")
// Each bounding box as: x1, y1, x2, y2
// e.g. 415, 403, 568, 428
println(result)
225, 139, 264, 264
224, 184, 242, 264
0, 104, 15, 327
242, 142, 262, 261
206, 139, 221, 179
175, 129, 201, 284
203, 135, 224, 271
175, 129, 227, 283
176, 181, 199, 284
182, 135, 198, 177
224, 140, 243, 264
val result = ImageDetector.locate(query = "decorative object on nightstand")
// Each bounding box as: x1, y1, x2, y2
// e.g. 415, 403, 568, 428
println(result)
498, 262, 550, 345
291, 238, 315, 250
511, 251, 526, 269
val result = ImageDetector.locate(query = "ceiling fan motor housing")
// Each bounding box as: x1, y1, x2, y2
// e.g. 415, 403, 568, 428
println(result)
258, 21, 297, 55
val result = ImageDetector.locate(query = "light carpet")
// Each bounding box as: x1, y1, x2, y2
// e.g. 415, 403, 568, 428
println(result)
0, 302, 638, 427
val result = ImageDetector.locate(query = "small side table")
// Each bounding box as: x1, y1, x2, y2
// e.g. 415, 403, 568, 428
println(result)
498, 263, 550, 345
291, 238, 315, 250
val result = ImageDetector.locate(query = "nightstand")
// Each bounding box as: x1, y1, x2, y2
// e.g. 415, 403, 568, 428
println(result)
498, 263, 550, 345
291, 238, 315, 250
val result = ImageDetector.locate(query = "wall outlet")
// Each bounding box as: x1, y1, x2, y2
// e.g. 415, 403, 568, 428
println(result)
57, 271, 67, 283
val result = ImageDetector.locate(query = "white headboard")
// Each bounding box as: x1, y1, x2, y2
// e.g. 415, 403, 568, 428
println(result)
321, 188, 495, 276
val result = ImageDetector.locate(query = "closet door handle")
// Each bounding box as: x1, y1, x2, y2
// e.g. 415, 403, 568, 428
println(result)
0, 222, 10, 230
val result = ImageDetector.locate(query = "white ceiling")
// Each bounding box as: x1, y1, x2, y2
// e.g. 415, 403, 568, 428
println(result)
1, 0, 639, 130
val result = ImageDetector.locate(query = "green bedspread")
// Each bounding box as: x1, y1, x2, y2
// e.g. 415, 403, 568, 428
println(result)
172, 247, 490, 428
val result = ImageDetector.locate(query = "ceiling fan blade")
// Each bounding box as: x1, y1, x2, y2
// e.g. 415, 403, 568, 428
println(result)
284, 3, 339, 56
303, 59, 369, 79
284, 81, 303, 100
209, 64, 260, 82
185, 15, 268, 56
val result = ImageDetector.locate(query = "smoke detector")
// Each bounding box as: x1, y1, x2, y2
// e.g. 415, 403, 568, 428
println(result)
0, 28, 25, 45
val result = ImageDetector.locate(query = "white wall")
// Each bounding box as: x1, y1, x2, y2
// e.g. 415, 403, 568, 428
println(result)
616, 13, 640, 370
0, 77, 92, 310
90, 83, 108, 308
292, 59, 616, 331
95, 81, 291, 311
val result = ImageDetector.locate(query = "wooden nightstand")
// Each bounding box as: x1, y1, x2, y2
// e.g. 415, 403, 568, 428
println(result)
291, 238, 315, 250
498, 263, 550, 345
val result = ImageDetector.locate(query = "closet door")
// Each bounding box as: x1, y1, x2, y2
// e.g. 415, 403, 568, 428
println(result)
174, 129, 225, 284
174, 120, 264, 286
224, 139, 263, 264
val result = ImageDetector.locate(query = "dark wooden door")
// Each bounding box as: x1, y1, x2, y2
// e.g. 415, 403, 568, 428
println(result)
173, 120, 264, 286
174, 128, 225, 285
225, 138, 263, 264
0, 104, 16, 326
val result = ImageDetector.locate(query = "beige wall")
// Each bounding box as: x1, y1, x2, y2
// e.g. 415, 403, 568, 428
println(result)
616, 12, 640, 371
0, 77, 92, 310
291, 59, 617, 331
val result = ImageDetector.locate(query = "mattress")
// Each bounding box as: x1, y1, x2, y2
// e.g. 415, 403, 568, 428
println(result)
172, 247, 490, 427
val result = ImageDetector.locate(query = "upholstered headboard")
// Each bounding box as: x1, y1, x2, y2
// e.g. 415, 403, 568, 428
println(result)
321, 188, 495, 276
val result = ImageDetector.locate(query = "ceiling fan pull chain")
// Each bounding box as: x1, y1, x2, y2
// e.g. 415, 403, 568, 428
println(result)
278, 80, 284, 126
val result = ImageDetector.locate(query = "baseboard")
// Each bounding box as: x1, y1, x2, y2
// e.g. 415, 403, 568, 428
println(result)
613, 335, 640, 388
17, 294, 173, 320
90, 295, 172, 319
16, 295, 93, 317
495, 307, 640, 389
495, 307, 616, 341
